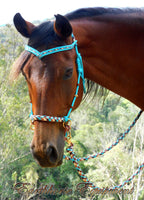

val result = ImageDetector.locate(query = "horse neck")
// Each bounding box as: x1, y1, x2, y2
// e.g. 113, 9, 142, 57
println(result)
71, 17, 144, 110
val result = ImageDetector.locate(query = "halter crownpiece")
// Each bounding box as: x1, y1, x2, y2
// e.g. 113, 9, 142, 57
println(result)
25, 34, 86, 123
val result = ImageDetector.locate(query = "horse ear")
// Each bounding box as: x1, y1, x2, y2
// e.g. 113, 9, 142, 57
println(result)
13, 13, 35, 38
54, 14, 72, 38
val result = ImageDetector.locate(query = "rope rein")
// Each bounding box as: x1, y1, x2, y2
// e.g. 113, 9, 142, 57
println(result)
64, 110, 143, 162
64, 110, 144, 191
26, 33, 144, 190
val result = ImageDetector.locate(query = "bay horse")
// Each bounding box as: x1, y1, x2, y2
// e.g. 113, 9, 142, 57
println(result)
12, 8, 144, 168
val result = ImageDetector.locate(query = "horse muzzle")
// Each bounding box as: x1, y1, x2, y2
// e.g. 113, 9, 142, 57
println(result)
30, 142, 63, 167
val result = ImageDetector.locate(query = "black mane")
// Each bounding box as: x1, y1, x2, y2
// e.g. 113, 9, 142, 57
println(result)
66, 7, 144, 20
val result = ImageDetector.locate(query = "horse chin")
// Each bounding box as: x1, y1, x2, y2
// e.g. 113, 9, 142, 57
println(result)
33, 155, 63, 168
35, 160, 63, 168
57, 159, 63, 166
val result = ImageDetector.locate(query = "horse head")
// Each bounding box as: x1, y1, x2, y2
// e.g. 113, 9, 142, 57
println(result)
13, 13, 84, 167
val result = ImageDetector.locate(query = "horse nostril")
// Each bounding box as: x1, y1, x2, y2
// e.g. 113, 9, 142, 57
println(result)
46, 146, 58, 164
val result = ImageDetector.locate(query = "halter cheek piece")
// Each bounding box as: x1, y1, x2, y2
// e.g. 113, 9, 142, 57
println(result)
25, 34, 86, 123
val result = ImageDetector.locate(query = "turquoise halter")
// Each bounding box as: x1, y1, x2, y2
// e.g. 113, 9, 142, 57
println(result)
25, 34, 86, 123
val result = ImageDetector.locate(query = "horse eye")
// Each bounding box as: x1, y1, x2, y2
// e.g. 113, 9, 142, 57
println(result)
63, 68, 73, 80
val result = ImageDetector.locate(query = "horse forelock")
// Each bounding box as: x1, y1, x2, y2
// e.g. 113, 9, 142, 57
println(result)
28, 21, 64, 50
10, 51, 32, 81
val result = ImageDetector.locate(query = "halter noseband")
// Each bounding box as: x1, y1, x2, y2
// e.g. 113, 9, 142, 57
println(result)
25, 34, 86, 123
